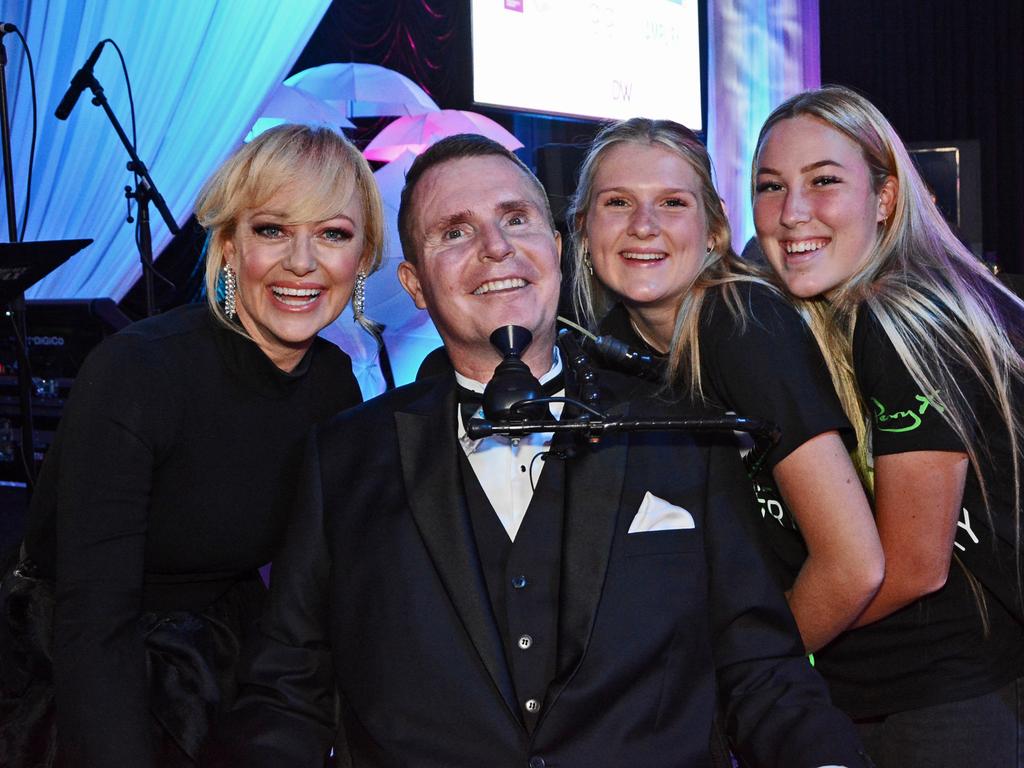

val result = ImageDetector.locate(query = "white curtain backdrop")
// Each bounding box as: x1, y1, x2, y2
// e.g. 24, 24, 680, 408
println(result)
0, 0, 330, 300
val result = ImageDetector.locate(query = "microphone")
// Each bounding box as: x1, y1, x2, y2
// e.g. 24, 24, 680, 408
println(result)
481, 326, 548, 421
54, 40, 106, 120
0, 22, 18, 33
588, 334, 665, 381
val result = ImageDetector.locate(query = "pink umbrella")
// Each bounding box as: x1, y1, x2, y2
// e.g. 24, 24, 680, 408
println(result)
363, 110, 523, 163
285, 63, 438, 118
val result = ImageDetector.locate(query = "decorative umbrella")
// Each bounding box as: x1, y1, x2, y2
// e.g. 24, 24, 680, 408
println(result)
285, 62, 438, 118
363, 110, 523, 163
247, 84, 354, 140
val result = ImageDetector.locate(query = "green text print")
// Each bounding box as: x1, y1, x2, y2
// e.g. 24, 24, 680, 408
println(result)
872, 394, 943, 433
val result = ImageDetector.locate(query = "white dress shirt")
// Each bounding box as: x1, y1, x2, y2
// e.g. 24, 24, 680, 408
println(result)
456, 347, 564, 542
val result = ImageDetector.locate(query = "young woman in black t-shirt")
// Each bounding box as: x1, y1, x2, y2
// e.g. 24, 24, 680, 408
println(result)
567, 118, 883, 656
753, 85, 1024, 767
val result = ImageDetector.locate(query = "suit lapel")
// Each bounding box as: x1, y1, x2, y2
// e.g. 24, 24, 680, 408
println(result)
395, 378, 521, 724
552, 398, 630, 688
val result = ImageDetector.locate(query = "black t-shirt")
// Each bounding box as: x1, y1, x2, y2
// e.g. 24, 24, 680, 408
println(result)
853, 306, 1024, 621
601, 283, 853, 585
811, 306, 1024, 717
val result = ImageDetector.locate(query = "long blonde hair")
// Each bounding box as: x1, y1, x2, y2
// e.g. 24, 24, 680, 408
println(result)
754, 86, 1024, 605
568, 117, 777, 397
195, 124, 385, 334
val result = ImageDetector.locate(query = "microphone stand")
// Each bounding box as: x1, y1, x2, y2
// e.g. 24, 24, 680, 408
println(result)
78, 70, 179, 316
468, 325, 782, 476
126, 175, 157, 317
468, 405, 780, 476
470, 409, 773, 441
0, 26, 35, 488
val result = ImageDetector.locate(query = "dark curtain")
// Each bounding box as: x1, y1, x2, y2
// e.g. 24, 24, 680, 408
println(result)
291, 0, 472, 148
819, 0, 1024, 271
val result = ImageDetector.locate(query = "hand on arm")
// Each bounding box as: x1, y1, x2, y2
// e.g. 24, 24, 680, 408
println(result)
853, 450, 968, 627
774, 431, 884, 651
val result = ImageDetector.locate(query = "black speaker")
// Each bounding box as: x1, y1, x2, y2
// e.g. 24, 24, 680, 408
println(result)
908, 141, 982, 257
0, 299, 132, 483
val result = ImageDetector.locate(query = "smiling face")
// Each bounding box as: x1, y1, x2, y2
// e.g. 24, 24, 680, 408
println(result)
753, 115, 895, 299
584, 142, 710, 325
397, 154, 562, 379
224, 181, 366, 370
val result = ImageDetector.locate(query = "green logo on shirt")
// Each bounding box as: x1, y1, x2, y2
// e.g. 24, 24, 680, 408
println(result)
872, 394, 942, 432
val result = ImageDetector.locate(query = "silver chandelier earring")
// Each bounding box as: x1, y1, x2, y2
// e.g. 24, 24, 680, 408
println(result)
223, 264, 238, 320
352, 269, 384, 336
583, 251, 594, 276
353, 270, 368, 321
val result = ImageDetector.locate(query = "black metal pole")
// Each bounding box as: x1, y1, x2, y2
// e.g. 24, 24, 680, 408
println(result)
84, 75, 179, 235
77, 75, 178, 317
131, 177, 156, 317
0, 34, 36, 490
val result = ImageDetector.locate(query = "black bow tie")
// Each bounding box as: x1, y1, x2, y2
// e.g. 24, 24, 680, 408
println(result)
458, 374, 565, 429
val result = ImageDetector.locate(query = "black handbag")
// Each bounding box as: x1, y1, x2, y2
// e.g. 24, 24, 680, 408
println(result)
0, 549, 57, 768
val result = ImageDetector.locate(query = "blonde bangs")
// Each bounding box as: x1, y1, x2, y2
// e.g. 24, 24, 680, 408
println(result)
195, 124, 385, 330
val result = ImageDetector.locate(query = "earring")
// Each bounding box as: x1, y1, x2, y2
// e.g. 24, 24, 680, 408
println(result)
706, 242, 714, 255
222, 265, 237, 320
353, 270, 368, 321
583, 251, 594, 277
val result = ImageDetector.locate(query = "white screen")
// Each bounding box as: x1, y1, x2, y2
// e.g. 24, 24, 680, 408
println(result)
471, 0, 703, 130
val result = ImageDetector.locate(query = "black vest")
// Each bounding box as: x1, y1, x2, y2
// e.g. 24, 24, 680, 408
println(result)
459, 443, 565, 732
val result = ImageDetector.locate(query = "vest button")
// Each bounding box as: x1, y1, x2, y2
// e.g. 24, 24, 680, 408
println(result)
512, 574, 528, 589
524, 698, 540, 713
517, 634, 533, 650
529, 757, 546, 768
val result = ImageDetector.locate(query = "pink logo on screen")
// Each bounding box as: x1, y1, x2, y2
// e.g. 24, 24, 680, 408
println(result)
504, 0, 524, 11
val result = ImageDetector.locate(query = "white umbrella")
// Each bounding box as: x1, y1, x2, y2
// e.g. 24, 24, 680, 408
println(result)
247, 84, 354, 140
286, 62, 439, 118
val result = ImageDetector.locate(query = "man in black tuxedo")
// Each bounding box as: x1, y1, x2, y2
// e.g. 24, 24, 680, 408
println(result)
206, 135, 869, 767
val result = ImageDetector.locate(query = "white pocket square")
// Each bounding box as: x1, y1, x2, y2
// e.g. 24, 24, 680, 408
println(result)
628, 492, 696, 533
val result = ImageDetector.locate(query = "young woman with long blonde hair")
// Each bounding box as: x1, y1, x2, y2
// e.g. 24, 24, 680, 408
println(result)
753, 85, 1024, 767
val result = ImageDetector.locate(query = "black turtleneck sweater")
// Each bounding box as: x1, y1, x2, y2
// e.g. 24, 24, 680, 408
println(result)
24, 303, 361, 766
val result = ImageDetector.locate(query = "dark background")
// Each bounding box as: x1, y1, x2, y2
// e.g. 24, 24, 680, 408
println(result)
818, 0, 1024, 271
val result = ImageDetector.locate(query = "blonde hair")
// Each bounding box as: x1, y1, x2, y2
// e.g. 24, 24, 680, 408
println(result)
195, 124, 385, 334
754, 86, 1024, 611
568, 117, 777, 397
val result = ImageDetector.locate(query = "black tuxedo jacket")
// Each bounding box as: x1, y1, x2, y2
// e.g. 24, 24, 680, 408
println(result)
206, 367, 868, 768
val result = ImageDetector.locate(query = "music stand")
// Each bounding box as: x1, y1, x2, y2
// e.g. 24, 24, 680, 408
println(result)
0, 239, 92, 301
2, 238, 92, 488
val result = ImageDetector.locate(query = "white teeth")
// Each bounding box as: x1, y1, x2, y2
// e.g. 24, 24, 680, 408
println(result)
473, 278, 527, 295
784, 241, 827, 254
272, 286, 321, 305
622, 252, 665, 261
273, 286, 321, 296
